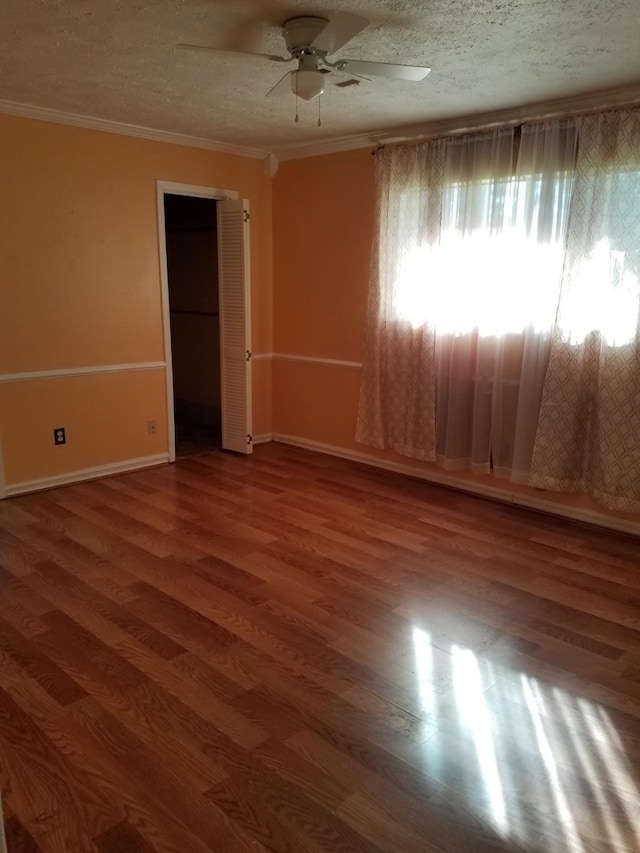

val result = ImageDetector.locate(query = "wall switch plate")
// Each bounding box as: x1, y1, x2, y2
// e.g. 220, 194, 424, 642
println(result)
148, 419, 158, 435
54, 427, 66, 445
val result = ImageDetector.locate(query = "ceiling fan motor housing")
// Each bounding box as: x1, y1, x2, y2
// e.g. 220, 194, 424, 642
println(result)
283, 16, 329, 56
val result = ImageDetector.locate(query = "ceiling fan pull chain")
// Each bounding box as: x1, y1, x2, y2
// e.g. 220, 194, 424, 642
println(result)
295, 88, 299, 123
317, 95, 322, 127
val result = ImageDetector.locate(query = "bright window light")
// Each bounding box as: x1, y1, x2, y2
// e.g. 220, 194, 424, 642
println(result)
392, 170, 640, 348
558, 238, 640, 346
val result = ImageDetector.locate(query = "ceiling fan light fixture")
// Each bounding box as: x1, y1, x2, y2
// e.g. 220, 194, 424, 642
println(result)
291, 69, 325, 101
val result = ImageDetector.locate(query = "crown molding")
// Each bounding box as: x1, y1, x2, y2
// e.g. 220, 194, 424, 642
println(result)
0, 99, 269, 161
272, 130, 385, 162
4, 81, 640, 167
273, 82, 640, 161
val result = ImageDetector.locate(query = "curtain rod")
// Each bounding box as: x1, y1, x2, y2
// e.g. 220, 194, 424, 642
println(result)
371, 86, 640, 153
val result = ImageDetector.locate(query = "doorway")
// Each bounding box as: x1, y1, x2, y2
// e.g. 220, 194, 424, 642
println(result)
163, 193, 221, 458
157, 182, 253, 461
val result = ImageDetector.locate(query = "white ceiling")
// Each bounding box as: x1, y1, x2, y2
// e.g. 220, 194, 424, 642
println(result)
2, 0, 640, 159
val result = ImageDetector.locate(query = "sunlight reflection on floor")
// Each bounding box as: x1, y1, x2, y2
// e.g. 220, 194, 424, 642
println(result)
452, 644, 507, 835
412, 627, 640, 852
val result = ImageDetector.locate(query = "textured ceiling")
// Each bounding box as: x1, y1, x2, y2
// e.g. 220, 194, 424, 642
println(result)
2, 0, 640, 156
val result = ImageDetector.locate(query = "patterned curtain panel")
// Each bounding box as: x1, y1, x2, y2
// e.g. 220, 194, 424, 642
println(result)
357, 120, 577, 479
355, 140, 446, 459
530, 109, 640, 512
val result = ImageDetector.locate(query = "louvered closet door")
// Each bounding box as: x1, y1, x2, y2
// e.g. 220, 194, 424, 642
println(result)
218, 199, 253, 454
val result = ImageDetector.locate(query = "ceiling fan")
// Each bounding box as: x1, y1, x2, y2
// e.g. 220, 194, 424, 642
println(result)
180, 12, 431, 102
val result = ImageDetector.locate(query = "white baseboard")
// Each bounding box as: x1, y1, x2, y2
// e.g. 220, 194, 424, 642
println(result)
271, 433, 640, 538
4, 453, 169, 497
252, 433, 273, 445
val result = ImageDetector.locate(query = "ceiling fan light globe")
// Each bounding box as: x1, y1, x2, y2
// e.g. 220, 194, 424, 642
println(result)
291, 69, 325, 101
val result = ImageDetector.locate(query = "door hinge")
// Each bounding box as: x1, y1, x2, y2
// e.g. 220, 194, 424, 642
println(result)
246, 349, 252, 361
243, 210, 250, 222
247, 434, 253, 445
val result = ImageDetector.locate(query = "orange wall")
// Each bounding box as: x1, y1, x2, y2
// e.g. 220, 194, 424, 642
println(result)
272, 148, 640, 530
0, 114, 272, 488
272, 148, 375, 450
0, 372, 169, 484
274, 149, 374, 360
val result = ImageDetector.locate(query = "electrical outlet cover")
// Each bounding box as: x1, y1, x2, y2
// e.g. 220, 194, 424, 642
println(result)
54, 427, 66, 445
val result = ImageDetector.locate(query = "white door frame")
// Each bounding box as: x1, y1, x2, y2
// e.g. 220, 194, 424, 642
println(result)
156, 180, 239, 462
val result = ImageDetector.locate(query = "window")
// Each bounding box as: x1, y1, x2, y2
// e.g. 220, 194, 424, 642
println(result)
357, 108, 640, 511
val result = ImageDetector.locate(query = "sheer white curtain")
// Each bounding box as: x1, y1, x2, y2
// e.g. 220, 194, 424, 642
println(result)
530, 109, 640, 511
357, 120, 577, 480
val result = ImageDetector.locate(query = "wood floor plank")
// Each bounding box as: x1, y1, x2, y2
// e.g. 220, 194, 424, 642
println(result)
0, 442, 639, 852
66, 697, 258, 853
3, 810, 44, 853
0, 613, 87, 707
94, 820, 158, 853
0, 687, 102, 852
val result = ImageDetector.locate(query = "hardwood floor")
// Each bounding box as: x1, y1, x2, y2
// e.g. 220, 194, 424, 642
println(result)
1, 443, 640, 853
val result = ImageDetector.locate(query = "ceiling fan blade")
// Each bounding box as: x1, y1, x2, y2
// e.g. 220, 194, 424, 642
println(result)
336, 59, 431, 81
178, 44, 290, 62
311, 13, 369, 55
266, 71, 293, 97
